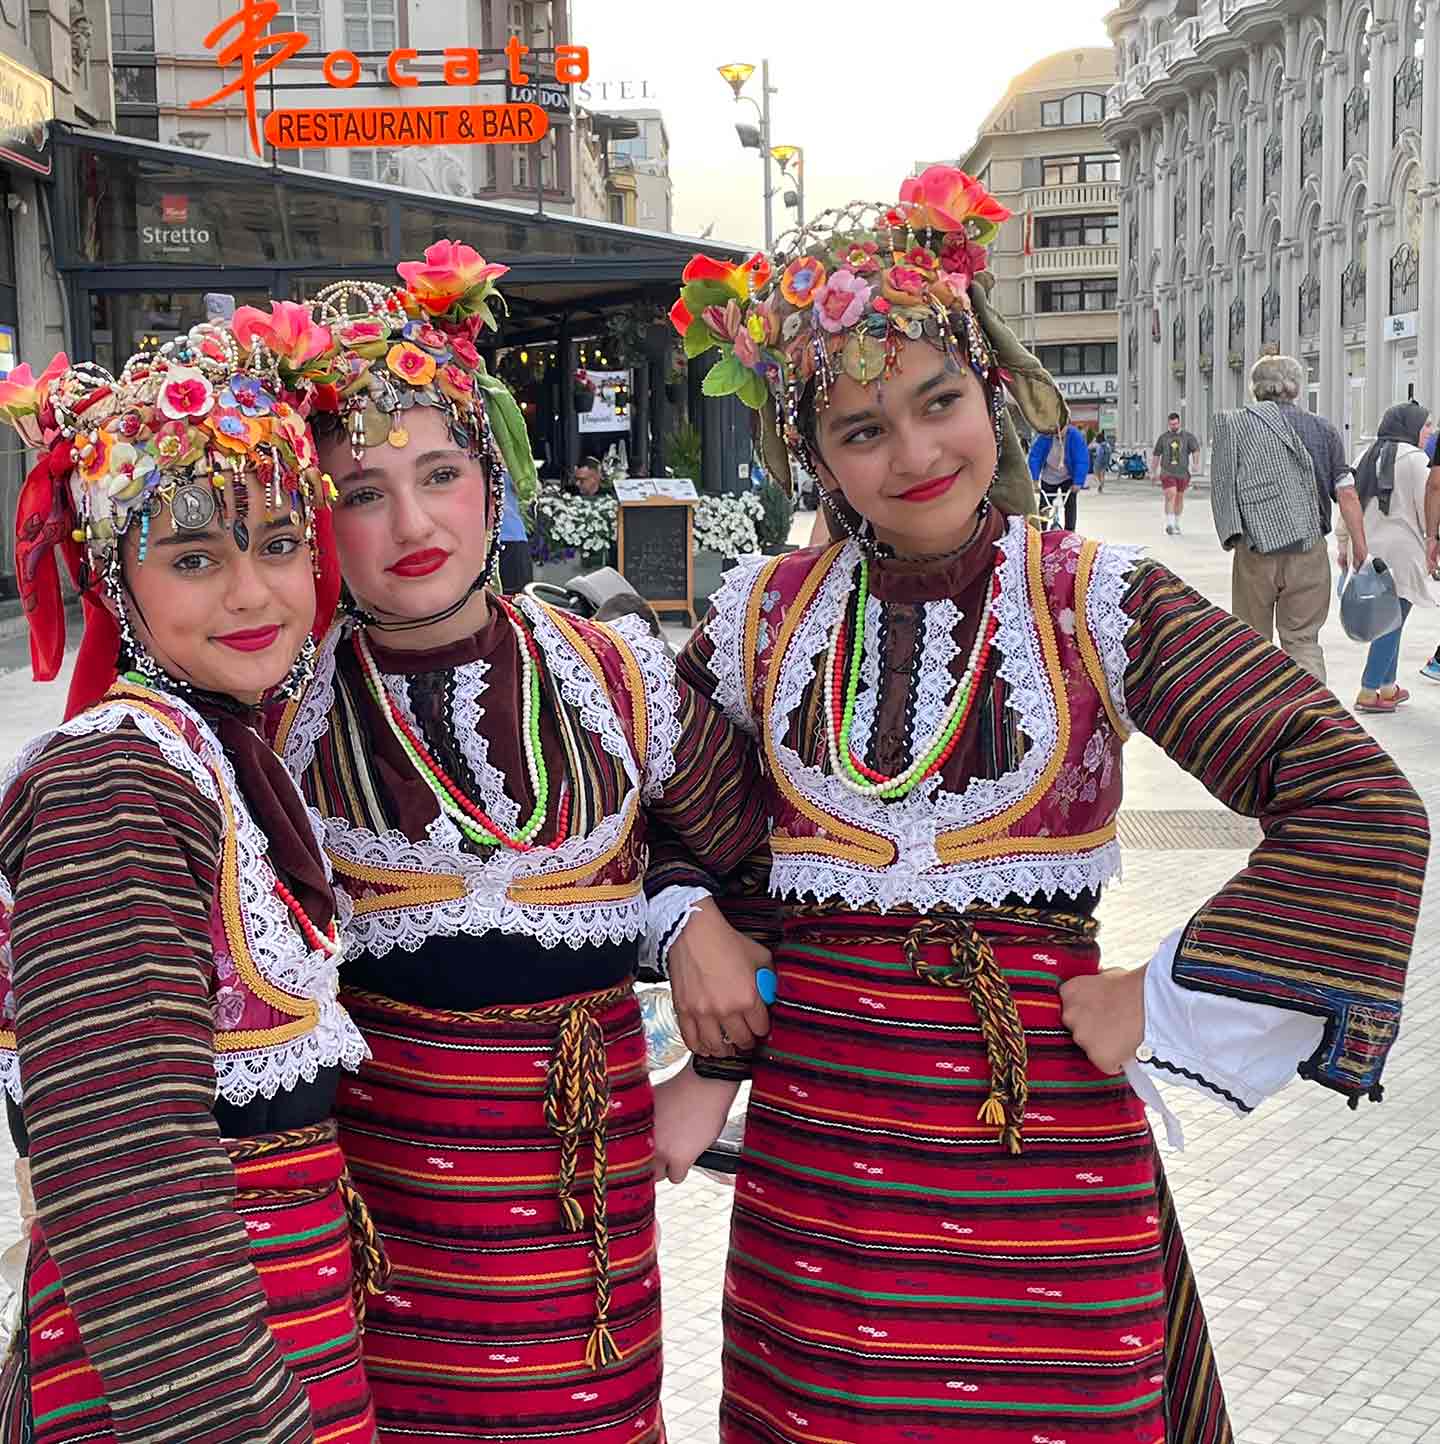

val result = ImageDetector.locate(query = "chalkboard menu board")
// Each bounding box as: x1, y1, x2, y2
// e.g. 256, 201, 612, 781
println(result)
617, 500, 696, 626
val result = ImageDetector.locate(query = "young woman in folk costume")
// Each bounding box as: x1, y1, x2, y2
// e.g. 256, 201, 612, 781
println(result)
269, 242, 771, 1442
0, 315, 388, 1443
654, 166, 1428, 1443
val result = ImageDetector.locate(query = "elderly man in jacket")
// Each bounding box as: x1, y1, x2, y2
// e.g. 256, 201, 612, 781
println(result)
1027, 422, 1089, 531
1210, 354, 1367, 683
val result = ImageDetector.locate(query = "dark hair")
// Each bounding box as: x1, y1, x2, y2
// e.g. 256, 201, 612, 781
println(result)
1168, 411, 1181, 421
578, 455, 602, 472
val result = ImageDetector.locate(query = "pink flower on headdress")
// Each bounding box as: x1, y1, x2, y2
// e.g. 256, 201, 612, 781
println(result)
733, 326, 762, 369
881, 266, 930, 307
812, 269, 873, 334
780, 255, 827, 309
158, 366, 215, 421
397, 240, 509, 317
905, 245, 939, 274
233, 302, 332, 371
152, 419, 190, 462
437, 363, 475, 403
701, 299, 744, 342
0, 352, 69, 448
940, 233, 989, 286
897, 165, 1011, 245
340, 319, 387, 347
839, 241, 880, 275
448, 334, 481, 369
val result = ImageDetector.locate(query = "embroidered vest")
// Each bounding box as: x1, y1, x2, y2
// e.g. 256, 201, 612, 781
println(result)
0, 687, 366, 1105
273, 601, 678, 957
704, 517, 1140, 914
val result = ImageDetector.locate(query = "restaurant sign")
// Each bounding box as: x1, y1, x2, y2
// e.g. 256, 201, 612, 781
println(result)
0, 52, 53, 177
192, 0, 589, 158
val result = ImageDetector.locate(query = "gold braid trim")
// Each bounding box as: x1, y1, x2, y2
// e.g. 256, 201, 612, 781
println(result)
226, 1121, 391, 1329
348, 982, 633, 1369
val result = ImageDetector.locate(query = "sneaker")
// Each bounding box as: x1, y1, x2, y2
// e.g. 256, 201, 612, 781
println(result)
1164, 522, 1176, 536
1420, 659, 1440, 682
1173, 521, 1183, 535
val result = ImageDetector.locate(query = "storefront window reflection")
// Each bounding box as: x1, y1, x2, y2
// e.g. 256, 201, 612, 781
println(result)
89, 289, 274, 376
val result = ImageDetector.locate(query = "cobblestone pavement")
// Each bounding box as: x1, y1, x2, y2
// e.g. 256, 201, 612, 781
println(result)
0, 482, 1436, 1439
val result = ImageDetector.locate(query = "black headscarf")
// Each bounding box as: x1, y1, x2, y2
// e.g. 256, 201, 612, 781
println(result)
1354, 402, 1429, 515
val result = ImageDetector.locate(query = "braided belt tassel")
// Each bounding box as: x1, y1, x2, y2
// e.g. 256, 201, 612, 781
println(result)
338, 1168, 392, 1329
544, 1001, 623, 1369
905, 916, 1030, 1154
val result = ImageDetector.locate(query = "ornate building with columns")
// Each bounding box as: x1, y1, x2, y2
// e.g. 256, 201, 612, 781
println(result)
1103, 0, 1436, 457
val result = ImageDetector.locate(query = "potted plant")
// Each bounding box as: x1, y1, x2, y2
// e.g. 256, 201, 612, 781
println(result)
573, 368, 597, 413
666, 422, 703, 484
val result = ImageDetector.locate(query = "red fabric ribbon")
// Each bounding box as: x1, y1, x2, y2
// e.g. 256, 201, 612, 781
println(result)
14, 440, 78, 684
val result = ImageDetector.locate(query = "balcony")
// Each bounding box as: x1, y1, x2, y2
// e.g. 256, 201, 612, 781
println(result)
1028, 244, 1119, 273
1024, 183, 1119, 213
1109, 1, 1268, 116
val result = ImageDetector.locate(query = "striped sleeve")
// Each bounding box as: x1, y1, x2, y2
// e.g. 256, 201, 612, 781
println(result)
1, 727, 315, 1442
1120, 559, 1428, 1104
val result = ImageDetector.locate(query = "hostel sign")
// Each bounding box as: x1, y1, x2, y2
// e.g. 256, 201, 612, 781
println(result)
191, 0, 589, 158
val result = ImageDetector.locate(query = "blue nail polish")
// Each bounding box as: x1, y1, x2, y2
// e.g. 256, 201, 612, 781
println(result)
755, 968, 778, 1005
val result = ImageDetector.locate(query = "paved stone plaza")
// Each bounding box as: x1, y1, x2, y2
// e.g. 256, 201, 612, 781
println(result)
0, 479, 1435, 1439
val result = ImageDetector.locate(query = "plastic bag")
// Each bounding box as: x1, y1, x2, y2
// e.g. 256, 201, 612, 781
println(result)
1339, 557, 1404, 642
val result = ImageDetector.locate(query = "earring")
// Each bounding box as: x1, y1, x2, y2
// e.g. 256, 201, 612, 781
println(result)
275, 633, 319, 701
110, 551, 193, 696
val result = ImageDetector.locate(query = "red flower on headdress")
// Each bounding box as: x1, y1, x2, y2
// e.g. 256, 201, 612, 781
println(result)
669, 295, 694, 336
448, 334, 481, 369
397, 240, 509, 317
233, 301, 332, 371
898, 165, 1010, 245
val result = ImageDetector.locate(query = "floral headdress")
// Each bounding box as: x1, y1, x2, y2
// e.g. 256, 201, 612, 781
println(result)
670, 166, 1065, 519
305, 239, 535, 508
0, 318, 339, 715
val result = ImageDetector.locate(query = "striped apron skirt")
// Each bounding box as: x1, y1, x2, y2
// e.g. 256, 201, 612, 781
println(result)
336, 983, 665, 1442
721, 910, 1232, 1444
4, 1121, 382, 1443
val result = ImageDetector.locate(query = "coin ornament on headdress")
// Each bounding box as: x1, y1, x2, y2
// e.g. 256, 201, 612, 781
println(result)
0, 313, 333, 564
669, 165, 1013, 475
306, 240, 527, 492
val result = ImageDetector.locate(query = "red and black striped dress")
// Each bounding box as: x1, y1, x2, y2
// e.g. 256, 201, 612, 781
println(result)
0, 686, 379, 1443
274, 598, 768, 1441
676, 511, 1425, 1443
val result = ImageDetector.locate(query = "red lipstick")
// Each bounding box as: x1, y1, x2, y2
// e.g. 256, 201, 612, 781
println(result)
213, 625, 281, 653
386, 548, 450, 577
895, 470, 959, 504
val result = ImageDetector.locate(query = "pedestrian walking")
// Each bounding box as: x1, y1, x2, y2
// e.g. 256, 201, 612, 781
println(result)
0, 321, 383, 1442
655, 165, 1427, 1444
495, 465, 534, 593
275, 245, 769, 1443
1092, 428, 1112, 492
1209, 356, 1363, 684
1416, 437, 1440, 682
1338, 402, 1436, 713
1152, 412, 1202, 533
1027, 419, 1088, 530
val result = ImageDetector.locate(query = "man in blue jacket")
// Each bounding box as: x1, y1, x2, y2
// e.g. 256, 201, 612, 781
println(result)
1028, 422, 1089, 530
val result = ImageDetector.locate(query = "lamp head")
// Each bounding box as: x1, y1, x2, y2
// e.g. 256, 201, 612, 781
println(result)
771, 144, 800, 173
735, 121, 762, 150
718, 62, 755, 98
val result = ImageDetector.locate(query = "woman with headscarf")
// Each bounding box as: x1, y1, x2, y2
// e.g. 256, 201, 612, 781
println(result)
1338, 401, 1436, 713
0, 317, 381, 1442
651, 167, 1428, 1443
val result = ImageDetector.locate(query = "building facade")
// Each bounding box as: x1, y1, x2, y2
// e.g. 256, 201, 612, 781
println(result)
135, 0, 578, 209
0, 0, 113, 584
957, 49, 1121, 436
1104, 0, 1437, 455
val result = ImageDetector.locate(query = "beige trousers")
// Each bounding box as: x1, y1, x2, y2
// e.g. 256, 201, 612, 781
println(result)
1230, 541, 1331, 683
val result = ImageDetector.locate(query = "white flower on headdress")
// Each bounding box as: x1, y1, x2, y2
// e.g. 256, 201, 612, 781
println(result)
157, 366, 215, 421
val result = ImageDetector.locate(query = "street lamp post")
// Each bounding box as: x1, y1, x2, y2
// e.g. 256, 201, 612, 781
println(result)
719, 59, 779, 248
771, 144, 804, 229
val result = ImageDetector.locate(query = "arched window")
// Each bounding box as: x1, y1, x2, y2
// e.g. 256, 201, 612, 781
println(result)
1041, 91, 1108, 127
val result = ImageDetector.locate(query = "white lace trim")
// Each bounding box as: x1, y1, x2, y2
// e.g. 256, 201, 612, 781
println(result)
321, 805, 645, 955
0, 699, 367, 1106
910, 596, 963, 758
770, 838, 1123, 913
848, 594, 884, 762
280, 623, 343, 782
702, 555, 771, 736
757, 518, 1106, 913
518, 597, 638, 784
1085, 541, 1144, 734
607, 614, 682, 803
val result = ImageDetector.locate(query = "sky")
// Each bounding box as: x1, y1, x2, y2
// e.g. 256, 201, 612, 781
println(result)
571, 0, 1117, 249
